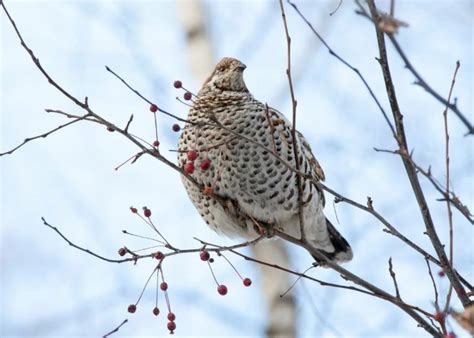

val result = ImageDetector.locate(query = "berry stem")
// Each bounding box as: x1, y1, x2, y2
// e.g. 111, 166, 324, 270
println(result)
159, 267, 172, 313
180, 86, 197, 98
153, 111, 159, 150
135, 213, 171, 247
207, 260, 220, 286
155, 268, 160, 308
135, 265, 159, 306
219, 252, 244, 280
128, 244, 164, 253
175, 96, 193, 107
280, 266, 315, 297
122, 230, 166, 244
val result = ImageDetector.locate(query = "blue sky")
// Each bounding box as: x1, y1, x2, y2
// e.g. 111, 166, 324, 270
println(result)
1, 1, 473, 337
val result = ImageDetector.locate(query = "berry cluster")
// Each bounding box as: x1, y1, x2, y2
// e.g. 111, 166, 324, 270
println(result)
199, 249, 252, 297
173, 80, 193, 101
183, 150, 212, 175
121, 207, 177, 333
125, 265, 177, 334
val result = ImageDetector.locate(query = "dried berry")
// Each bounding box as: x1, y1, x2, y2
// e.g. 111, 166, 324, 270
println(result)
150, 104, 158, 113
200, 250, 210, 261
144, 208, 152, 218
217, 284, 228, 296
183, 91, 192, 101
167, 321, 176, 332
154, 251, 164, 260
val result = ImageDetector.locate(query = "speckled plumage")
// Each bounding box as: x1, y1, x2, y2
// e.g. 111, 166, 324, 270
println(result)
178, 57, 352, 263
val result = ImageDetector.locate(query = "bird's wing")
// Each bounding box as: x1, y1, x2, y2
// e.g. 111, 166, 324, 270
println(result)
295, 130, 325, 182
295, 130, 326, 208
264, 104, 326, 206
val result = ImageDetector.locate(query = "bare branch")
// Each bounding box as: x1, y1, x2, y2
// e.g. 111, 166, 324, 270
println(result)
355, 0, 474, 135
367, 0, 471, 308
374, 147, 473, 224
287, 0, 397, 139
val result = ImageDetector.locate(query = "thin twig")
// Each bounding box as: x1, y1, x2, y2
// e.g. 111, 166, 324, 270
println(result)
425, 258, 440, 312
42, 217, 149, 263
388, 257, 401, 300
0, 116, 87, 156
443, 61, 461, 314
279, 0, 306, 241
374, 147, 473, 224
105, 66, 190, 124
102, 319, 128, 338
124, 114, 134, 133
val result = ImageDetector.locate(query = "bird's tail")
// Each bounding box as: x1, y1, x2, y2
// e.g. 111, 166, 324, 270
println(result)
311, 218, 353, 266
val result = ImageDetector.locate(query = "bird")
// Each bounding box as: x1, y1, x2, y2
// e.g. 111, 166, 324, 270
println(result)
177, 57, 352, 264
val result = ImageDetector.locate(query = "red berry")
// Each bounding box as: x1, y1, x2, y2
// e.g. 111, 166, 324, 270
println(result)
167, 321, 176, 332
150, 104, 158, 113
217, 284, 228, 295
183, 91, 192, 101
153, 307, 160, 316
200, 250, 210, 261
118, 247, 126, 256
107, 126, 115, 132
173, 80, 182, 89
130, 207, 138, 213
434, 311, 444, 321
184, 162, 195, 174
167, 312, 176, 321
172, 124, 181, 132
154, 251, 164, 260
128, 304, 136, 313
153, 140, 160, 147
437, 270, 445, 277
187, 150, 198, 161
160, 282, 168, 291
445, 332, 456, 338
143, 208, 152, 217
200, 158, 211, 171
243, 278, 252, 287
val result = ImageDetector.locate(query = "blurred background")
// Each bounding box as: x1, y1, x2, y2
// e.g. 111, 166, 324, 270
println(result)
1, 0, 472, 337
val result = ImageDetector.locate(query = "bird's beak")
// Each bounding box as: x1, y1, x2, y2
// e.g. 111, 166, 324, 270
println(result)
237, 64, 246, 71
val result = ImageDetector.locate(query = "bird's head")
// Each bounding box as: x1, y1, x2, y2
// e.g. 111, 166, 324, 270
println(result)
200, 57, 249, 94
